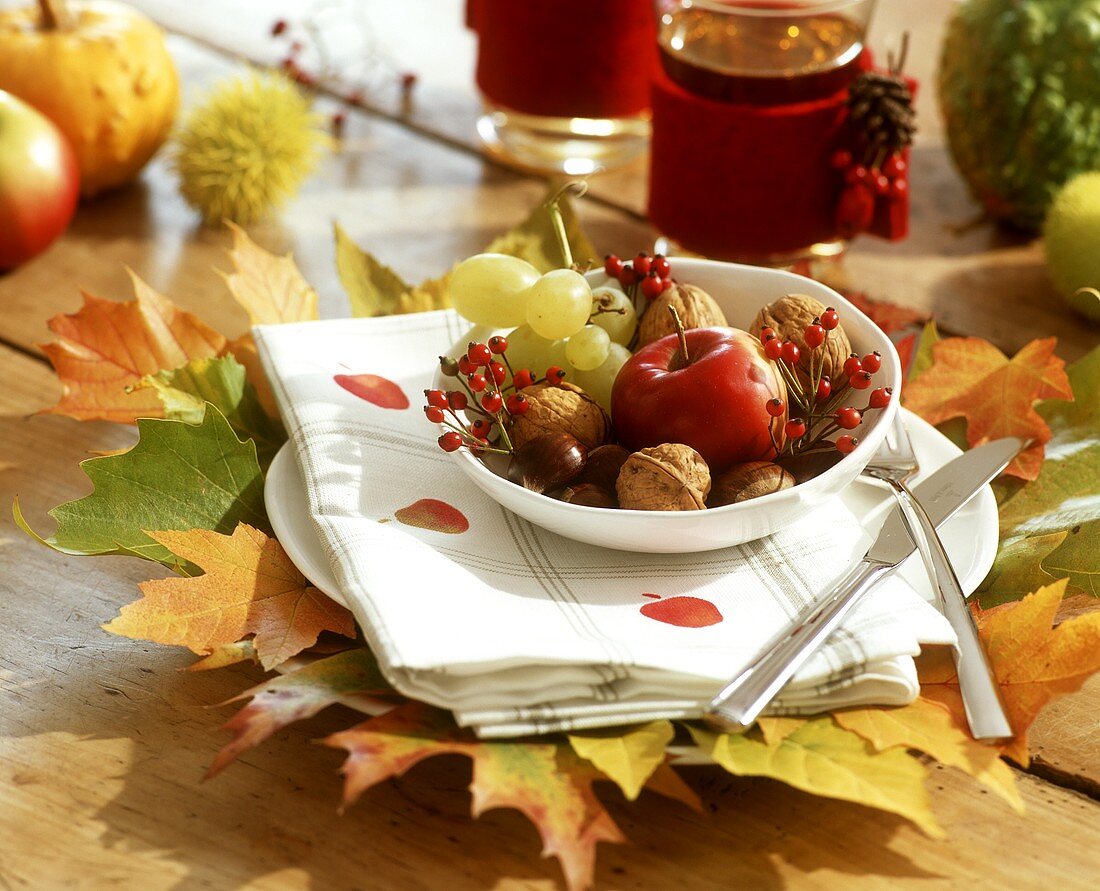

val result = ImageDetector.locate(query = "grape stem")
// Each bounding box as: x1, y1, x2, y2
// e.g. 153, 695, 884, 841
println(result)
543, 181, 588, 269
667, 305, 691, 368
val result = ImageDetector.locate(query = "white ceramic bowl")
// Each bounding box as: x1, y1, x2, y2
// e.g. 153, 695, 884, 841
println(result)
434, 258, 900, 552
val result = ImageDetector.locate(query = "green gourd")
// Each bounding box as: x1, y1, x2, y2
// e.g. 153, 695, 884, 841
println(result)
938, 0, 1100, 231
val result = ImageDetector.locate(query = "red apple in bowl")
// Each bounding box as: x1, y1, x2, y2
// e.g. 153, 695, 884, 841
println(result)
611, 323, 785, 473
0, 90, 80, 271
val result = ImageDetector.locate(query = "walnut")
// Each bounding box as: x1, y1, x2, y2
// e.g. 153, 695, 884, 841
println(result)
637, 284, 728, 347
511, 381, 611, 451
616, 444, 711, 511
708, 461, 796, 507
749, 294, 852, 382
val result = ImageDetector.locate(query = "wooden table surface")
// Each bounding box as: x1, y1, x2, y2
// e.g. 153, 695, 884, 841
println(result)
1, 2, 1097, 888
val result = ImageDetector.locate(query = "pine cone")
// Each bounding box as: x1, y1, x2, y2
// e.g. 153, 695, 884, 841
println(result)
846, 72, 916, 158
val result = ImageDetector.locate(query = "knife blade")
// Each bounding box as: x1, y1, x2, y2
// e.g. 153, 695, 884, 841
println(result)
705, 436, 1026, 732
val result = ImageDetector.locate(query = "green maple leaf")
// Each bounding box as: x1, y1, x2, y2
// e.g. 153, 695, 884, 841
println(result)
15, 404, 268, 575
140, 355, 286, 466
336, 186, 597, 318
983, 346, 1100, 601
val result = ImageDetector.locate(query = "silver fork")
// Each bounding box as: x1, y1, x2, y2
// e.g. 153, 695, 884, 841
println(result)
864, 413, 1012, 740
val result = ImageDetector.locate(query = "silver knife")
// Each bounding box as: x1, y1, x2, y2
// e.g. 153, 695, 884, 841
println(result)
705, 436, 1025, 732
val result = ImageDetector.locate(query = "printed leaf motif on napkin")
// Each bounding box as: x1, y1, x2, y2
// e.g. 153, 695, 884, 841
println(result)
221, 222, 319, 325
902, 336, 1073, 480
833, 697, 1023, 812
333, 372, 410, 409
104, 524, 356, 670
15, 405, 268, 574
918, 580, 1100, 765
39, 270, 227, 423
140, 355, 286, 466
638, 593, 723, 627
208, 648, 390, 777
393, 499, 469, 534
567, 720, 675, 801
688, 718, 943, 838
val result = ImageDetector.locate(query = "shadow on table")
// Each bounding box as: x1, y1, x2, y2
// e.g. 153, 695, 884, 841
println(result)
7, 643, 939, 890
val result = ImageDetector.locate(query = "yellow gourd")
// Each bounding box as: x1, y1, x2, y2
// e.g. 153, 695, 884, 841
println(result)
0, 0, 179, 196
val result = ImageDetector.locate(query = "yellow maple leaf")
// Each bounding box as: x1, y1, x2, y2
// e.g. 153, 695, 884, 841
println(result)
834, 697, 1023, 813
567, 720, 675, 801
40, 270, 227, 423
688, 718, 944, 838
103, 524, 355, 669
919, 579, 1100, 765
220, 222, 319, 325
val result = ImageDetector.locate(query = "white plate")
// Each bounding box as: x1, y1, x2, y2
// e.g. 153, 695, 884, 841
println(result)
265, 407, 1000, 612
435, 258, 906, 552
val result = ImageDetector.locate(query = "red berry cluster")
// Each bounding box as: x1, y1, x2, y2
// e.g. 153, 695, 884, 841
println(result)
831, 150, 907, 238
604, 252, 673, 301
427, 338, 564, 455
758, 307, 892, 458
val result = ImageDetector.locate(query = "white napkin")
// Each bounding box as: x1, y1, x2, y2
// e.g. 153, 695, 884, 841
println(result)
254, 312, 955, 737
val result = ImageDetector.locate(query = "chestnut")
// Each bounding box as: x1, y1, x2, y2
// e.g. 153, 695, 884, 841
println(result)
575, 444, 630, 491
560, 483, 618, 508
507, 432, 587, 494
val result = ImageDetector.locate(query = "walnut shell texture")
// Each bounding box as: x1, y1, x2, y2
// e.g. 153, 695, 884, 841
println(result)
749, 294, 852, 381
616, 443, 711, 511
510, 381, 611, 451
637, 284, 728, 347
708, 461, 796, 507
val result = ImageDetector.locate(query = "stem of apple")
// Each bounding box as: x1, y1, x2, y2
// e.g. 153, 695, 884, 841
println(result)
544, 180, 588, 270
37, 0, 69, 29
667, 305, 691, 367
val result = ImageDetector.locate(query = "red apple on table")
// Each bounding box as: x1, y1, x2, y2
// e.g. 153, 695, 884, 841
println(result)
611, 320, 785, 473
0, 89, 80, 271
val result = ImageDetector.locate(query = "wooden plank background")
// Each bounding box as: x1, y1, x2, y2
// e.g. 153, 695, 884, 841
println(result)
1, 2, 1097, 888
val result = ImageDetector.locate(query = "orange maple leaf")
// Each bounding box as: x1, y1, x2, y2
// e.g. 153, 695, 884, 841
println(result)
325, 703, 704, 891
844, 291, 929, 335
903, 337, 1073, 479
917, 579, 1100, 765
40, 270, 228, 423
103, 524, 356, 670
208, 648, 391, 778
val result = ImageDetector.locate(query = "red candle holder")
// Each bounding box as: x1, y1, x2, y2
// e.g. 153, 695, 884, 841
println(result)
648, 0, 912, 266
467, 0, 656, 174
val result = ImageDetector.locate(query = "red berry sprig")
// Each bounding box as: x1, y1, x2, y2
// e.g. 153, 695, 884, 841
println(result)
757, 307, 893, 458
426, 341, 570, 457
604, 252, 673, 302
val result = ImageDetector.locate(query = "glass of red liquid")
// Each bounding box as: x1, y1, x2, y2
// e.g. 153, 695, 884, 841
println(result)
467, 0, 656, 175
650, 0, 878, 265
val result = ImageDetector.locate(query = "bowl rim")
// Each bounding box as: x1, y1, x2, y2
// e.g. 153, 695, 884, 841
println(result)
437, 256, 901, 518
